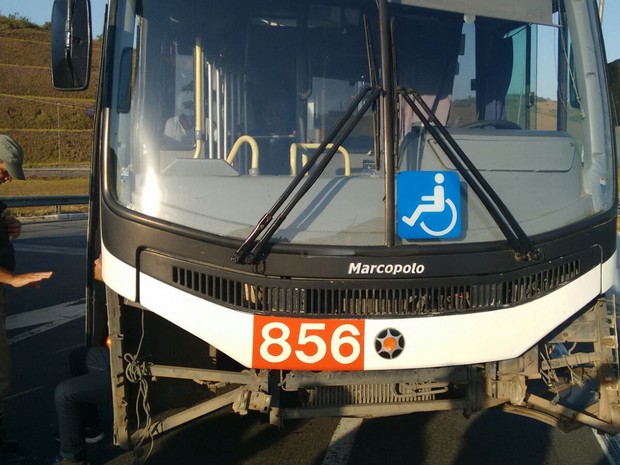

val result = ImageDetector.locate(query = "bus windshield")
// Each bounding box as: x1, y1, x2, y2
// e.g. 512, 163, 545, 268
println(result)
106, 0, 615, 247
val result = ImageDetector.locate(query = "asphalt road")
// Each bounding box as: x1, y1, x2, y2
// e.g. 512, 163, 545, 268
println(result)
2, 219, 616, 465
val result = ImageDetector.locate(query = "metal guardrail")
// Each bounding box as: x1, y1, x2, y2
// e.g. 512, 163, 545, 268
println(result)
3, 195, 89, 209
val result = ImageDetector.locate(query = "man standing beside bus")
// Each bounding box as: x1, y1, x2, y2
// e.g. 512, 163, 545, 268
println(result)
0, 135, 53, 464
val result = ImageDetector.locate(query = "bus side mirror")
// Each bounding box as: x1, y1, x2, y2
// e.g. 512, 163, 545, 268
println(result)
51, 0, 92, 90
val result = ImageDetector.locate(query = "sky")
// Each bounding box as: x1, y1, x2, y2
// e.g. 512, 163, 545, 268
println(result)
0, 0, 107, 35
601, 0, 620, 62
1, 0, 619, 63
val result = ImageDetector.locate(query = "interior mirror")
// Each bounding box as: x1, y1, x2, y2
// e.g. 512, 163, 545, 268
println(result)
609, 59, 620, 125
51, 0, 92, 90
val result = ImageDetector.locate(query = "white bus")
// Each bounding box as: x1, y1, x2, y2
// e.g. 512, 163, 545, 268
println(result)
52, 0, 620, 449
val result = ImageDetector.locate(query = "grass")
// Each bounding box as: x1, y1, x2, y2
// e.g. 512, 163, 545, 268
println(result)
1, 177, 89, 195
0, 18, 100, 168
1, 176, 90, 217
2, 130, 95, 166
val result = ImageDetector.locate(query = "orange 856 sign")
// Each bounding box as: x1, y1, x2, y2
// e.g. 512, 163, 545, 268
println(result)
252, 316, 365, 370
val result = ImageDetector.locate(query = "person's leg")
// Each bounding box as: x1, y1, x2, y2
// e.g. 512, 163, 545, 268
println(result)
82, 347, 110, 374
67, 347, 99, 435
54, 368, 111, 462
0, 286, 10, 418
0, 285, 17, 452
68, 347, 89, 377
66, 347, 110, 434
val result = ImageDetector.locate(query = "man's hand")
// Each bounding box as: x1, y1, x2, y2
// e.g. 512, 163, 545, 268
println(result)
9, 271, 53, 288
94, 255, 103, 282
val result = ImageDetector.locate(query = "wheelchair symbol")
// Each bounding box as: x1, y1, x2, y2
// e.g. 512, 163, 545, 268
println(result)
400, 173, 459, 237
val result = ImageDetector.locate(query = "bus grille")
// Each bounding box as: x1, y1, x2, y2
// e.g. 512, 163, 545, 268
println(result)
306, 382, 447, 406
169, 260, 580, 317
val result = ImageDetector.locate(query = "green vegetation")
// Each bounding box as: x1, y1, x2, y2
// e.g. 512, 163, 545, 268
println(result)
0, 13, 100, 168
0, 13, 43, 31
0, 14, 98, 215
1, 178, 89, 216
1, 177, 88, 196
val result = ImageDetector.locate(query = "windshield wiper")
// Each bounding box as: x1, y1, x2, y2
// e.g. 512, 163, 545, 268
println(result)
232, 86, 383, 265
364, 13, 381, 171
398, 88, 541, 261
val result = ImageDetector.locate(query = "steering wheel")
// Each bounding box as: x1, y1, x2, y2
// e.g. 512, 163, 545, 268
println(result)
459, 119, 521, 130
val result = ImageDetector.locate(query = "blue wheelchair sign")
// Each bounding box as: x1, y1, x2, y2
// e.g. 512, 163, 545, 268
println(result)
397, 171, 461, 239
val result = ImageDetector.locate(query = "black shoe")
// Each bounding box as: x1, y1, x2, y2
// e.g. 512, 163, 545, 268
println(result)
84, 425, 104, 444
53, 426, 104, 445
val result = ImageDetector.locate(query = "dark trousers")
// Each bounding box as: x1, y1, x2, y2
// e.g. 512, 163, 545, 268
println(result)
0, 286, 10, 418
54, 346, 111, 461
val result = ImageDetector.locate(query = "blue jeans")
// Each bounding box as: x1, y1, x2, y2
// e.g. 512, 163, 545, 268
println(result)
54, 346, 111, 462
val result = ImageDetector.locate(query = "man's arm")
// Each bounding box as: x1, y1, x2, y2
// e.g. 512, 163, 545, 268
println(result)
4, 214, 21, 239
0, 267, 52, 288
0, 199, 20, 239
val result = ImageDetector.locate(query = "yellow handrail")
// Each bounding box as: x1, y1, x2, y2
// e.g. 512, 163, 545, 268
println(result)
289, 143, 351, 176
192, 39, 204, 159
226, 135, 260, 175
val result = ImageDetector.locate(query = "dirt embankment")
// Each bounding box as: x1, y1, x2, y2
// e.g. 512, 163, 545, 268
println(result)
0, 22, 100, 166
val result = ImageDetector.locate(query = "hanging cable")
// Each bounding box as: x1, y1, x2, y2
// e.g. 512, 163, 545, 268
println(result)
123, 309, 156, 464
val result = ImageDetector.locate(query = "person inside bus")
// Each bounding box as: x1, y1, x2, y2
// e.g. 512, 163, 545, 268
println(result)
163, 79, 195, 146
51, 255, 111, 465
163, 109, 195, 145
0, 134, 54, 465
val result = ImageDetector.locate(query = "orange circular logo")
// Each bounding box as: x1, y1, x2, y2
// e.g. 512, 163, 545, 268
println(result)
375, 328, 405, 359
